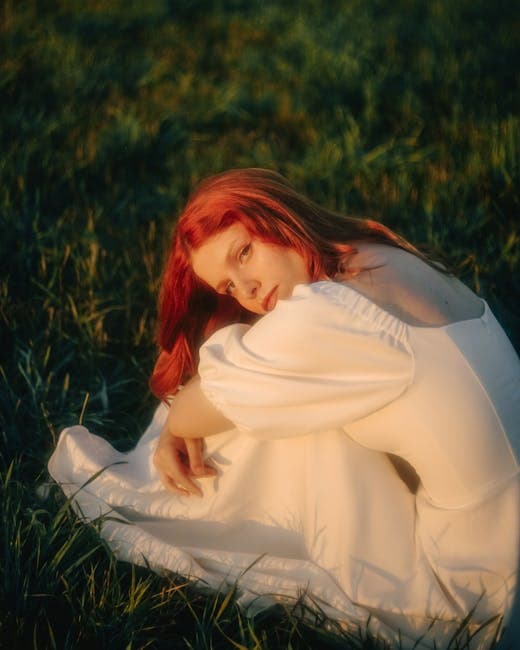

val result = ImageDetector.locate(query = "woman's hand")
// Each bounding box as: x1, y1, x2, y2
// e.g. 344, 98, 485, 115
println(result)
153, 426, 217, 497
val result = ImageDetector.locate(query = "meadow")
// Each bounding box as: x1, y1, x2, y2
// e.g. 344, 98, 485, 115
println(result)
1, 0, 519, 647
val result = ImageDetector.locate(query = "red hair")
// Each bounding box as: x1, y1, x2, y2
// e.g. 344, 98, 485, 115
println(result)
150, 168, 425, 399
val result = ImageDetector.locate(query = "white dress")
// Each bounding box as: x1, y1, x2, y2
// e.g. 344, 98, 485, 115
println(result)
48, 282, 520, 649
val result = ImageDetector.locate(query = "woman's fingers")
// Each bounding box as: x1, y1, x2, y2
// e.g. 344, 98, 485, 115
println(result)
185, 438, 217, 477
169, 469, 203, 497
170, 474, 201, 497
185, 438, 204, 476
153, 429, 203, 497
157, 470, 191, 497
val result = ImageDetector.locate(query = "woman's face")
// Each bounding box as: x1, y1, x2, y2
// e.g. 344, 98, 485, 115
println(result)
190, 222, 311, 314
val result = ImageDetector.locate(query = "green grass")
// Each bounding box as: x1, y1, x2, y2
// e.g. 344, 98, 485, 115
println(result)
1, 0, 519, 647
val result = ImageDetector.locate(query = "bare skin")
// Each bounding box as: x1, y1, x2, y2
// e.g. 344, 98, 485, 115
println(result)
190, 222, 310, 314
153, 425, 218, 497
153, 377, 233, 496
341, 243, 484, 327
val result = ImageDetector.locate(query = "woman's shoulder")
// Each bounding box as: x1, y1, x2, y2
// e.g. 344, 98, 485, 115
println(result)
239, 280, 412, 360
338, 241, 426, 281
202, 279, 411, 362
339, 241, 396, 275
200, 279, 414, 416
287, 281, 403, 331
337, 243, 484, 327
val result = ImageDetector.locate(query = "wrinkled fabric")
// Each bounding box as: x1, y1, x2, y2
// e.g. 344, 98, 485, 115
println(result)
49, 282, 520, 649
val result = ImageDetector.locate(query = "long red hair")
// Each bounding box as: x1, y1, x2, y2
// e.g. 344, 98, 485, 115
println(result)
150, 168, 426, 400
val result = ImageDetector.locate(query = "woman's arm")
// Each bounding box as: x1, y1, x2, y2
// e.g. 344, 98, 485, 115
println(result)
166, 376, 233, 439
197, 285, 414, 441
153, 378, 232, 496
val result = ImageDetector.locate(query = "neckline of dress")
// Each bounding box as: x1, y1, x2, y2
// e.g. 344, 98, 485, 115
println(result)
407, 299, 488, 332
301, 280, 489, 332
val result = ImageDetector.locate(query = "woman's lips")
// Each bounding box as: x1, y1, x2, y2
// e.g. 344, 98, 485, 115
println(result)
262, 286, 279, 312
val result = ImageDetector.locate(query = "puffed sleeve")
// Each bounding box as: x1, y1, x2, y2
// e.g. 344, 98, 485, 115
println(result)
198, 282, 415, 440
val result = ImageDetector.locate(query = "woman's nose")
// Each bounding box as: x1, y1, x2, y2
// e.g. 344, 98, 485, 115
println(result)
237, 278, 259, 299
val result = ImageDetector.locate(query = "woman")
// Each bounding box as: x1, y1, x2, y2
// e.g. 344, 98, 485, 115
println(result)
49, 169, 520, 648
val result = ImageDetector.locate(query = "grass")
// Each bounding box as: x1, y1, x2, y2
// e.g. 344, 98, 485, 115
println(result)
1, 0, 519, 647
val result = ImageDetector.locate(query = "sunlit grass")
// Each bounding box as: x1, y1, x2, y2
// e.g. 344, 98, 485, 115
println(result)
1, 0, 518, 646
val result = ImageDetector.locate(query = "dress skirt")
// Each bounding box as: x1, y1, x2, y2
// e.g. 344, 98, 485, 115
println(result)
48, 402, 517, 649
48, 282, 520, 648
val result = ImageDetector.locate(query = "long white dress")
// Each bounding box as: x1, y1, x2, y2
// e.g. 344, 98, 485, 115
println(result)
48, 282, 520, 649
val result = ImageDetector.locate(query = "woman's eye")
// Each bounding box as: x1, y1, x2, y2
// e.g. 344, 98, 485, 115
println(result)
239, 244, 251, 262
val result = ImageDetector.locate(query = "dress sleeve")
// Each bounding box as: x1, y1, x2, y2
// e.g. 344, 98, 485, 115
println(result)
198, 282, 415, 440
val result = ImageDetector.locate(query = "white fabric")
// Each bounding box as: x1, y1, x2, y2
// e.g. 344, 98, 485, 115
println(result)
48, 281, 520, 649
